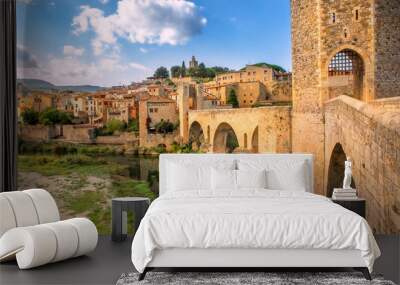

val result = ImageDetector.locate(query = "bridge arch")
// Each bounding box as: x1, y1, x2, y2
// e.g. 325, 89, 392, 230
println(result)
213, 122, 239, 153
327, 143, 356, 197
189, 121, 205, 149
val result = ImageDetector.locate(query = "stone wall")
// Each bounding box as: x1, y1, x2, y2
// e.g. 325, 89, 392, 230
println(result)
142, 131, 180, 151
324, 95, 400, 233
374, 0, 400, 99
147, 102, 178, 128
236, 82, 267, 107
61, 125, 95, 143
271, 80, 292, 102
319, 0, 374, 102
189, 106, 291, 154
96, 132, 138, 145
291, 0, 325, 194
18, 124, 59, 142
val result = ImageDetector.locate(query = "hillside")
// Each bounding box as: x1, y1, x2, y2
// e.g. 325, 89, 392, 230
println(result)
17, 79, 103, 93
242, 63, 287, 73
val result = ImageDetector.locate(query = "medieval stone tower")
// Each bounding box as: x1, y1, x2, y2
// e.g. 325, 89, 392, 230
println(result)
291, 0, 400, 194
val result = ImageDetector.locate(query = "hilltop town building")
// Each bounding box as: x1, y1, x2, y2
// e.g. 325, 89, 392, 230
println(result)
189, 56, 198, 69
146, 84, 166, 97
204, 65, 292, 105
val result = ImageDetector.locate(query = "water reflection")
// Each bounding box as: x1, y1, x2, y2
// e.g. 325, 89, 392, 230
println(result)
109, 155, 160, 195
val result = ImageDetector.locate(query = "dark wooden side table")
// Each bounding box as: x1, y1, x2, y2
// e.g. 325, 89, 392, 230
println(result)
332, 198, 366, 218
112, 197, 150, 242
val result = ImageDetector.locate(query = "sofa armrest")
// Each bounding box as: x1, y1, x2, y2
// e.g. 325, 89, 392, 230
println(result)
0, 218, 98, 269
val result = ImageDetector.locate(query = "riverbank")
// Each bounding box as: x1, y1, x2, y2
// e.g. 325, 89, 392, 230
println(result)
18, 140, 199, 156
18, 153, 157, 234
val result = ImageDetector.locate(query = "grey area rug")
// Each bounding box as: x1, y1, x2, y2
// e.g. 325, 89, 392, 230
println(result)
116, 272, 396, 285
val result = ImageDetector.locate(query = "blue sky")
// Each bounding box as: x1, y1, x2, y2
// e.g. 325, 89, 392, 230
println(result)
17, 0, 291, 87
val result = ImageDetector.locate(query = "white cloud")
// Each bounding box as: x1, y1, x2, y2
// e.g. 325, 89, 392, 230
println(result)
63, 45, 85, 57
129, 62, 150, 71
17, 45, 38, 68
139, 47, 148, 53
72, 0, 206, 55
18, 49, 151, 87
99, 0, 109, 4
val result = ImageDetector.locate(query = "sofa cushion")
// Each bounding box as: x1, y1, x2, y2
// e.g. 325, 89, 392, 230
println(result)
24, 189, 60, 224
0, 192, 39, 227
0, 196, 17, 237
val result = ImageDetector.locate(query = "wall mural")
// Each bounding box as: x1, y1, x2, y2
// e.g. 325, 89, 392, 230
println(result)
16, 0, 400, 234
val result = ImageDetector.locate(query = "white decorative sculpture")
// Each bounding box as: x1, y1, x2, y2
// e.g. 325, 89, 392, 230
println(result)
343, 157, 353, 189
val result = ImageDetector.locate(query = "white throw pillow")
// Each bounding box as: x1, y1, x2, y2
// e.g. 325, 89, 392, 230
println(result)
211, 168, 237, 191
236, 169, 267, 189
167, 162, 211, 191
265, 161, 307, 191
238, 159, 309, 191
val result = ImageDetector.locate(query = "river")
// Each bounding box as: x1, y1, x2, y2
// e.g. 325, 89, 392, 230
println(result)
107, 155, 160, 194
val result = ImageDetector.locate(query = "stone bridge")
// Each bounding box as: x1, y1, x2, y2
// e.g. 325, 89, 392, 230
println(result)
324, 96, 400, 233
188, 106, 291, 153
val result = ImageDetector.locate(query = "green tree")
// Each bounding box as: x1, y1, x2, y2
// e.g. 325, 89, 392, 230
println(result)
105, 119, 126, 134
227, 89, 239, 108
244, 63, 286, 73
127, 119, 139, 132
170, 66, 181, 78
21, 109, 39, 125
181, 61, 186, 77
187, 67, 196, 77
58, 111, 73, 124
205, 68, 216, 78
153, 66, 169, 79
39, 108, 72, 125
197, 63, 207, 78
154, 119, 175, 134
226, 132, 239, 153
210, 66, 230, 74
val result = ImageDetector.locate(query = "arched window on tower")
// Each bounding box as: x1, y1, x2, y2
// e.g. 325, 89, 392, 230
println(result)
327, 49, 364, 100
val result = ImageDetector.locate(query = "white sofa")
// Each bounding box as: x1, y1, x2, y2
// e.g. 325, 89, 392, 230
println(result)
0, 189, 98, 269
